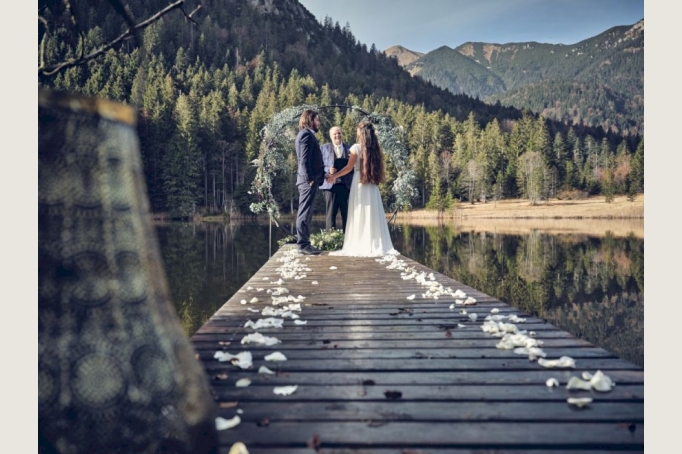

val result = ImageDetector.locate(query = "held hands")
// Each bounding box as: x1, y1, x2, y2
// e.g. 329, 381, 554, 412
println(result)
325, 167, 337, 184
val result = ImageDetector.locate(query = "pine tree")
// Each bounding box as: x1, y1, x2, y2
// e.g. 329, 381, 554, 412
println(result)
629, 138, 644, 197
163, 94, 202, 218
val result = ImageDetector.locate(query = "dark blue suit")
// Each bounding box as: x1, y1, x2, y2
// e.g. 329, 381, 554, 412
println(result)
295, 128, 325, 250
320, 142, 353, 231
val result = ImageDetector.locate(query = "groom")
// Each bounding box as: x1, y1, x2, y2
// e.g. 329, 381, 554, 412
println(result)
295, 109, 325, 255
321, 126, 353, 231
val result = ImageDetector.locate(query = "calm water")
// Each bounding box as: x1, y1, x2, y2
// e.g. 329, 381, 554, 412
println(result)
156, 221, 644, 367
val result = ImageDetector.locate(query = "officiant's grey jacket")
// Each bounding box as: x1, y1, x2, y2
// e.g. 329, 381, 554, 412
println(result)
320, 142, 353, 191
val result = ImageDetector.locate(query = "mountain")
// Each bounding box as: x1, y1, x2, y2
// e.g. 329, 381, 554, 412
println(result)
384, 45, 424, 66
405, 46, 506, 99
392, 20, 643, 135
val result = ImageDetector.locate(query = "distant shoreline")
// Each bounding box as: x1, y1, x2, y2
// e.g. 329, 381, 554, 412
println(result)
165, 194, 644, 238
398, 194, 644, 220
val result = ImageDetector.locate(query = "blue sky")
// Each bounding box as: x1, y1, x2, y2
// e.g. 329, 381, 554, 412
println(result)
298, 0, 644, 53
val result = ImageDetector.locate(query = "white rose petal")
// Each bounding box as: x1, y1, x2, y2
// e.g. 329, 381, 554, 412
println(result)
491, 308, 500, 314
406, 294, 415, 300
240, 299, 247, 305
311, 281, 319, 285
215, 415, 241, 430
212, 351, 253, 369
566, 376, 593, 391
538, 356, 576, 369
259, 365, 276, 374
235, 378, 251, 387
294, 320, 308, 325
250, 297, 259, 303
244, 318, 284, 329
330, 266, 338, 270
546, 378, 560, 387
273, 385, 298, 396
567, 397, 593, 408
468, 313, 478, 322
241, 333, 281, 346
590, 370, 615, 392
264, 352, 288, 361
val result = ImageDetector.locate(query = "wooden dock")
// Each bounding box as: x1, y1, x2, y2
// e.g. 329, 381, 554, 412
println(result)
190, 245, 644, 453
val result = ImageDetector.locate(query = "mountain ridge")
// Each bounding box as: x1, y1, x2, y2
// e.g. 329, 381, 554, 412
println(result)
386, 19, 643, 135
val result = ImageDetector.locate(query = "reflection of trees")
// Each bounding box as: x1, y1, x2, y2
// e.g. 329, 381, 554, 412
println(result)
546, 292, 644, 367
156, 221, 301, 336
157, 224, 205, 313
396, 225, 644, 365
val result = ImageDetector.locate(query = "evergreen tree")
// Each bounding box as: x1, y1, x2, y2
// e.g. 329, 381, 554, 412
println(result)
163, 94, 202, 218
629, 138, 644, 196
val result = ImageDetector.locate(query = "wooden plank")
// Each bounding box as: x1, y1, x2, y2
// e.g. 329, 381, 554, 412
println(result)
194, 347, 615, 360
211, 384, 643, 402
206, 370, 644, 386
202, 318, 550, 327
193, 338, 595, 349
192, 325, 575, 338
215, 421, 643, 448
224, 449, 639, 454
202, 357, 640, 371
219, 401, 644, 422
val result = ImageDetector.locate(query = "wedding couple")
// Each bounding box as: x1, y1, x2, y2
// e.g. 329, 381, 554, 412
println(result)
295, 109, 398, 257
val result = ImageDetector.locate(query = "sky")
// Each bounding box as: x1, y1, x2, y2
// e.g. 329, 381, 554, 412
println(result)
298, 0, 644, 53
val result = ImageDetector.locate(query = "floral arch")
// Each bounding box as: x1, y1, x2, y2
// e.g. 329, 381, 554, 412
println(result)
249, 104, 418, 224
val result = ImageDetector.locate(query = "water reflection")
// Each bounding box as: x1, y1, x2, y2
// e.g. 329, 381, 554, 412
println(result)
156, 221, 643, 367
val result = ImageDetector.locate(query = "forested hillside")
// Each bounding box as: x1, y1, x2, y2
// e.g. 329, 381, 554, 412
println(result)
39, 0, 643, 218
406, 46, 506, 99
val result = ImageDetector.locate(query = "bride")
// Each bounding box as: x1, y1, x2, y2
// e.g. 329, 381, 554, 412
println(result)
326, 121, 399, 257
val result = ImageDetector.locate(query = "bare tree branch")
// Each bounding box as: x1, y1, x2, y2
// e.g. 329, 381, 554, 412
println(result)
38, 0, 197, 76
180, 4, 202, 24
38, 15, 49, 70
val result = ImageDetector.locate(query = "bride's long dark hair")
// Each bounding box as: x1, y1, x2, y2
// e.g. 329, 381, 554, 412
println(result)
357, 121, 385, 185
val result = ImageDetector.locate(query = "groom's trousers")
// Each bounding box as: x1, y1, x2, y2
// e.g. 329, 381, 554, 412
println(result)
296, 181, 318, 249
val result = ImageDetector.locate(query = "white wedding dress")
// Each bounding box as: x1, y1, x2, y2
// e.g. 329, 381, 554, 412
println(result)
330, 145, 399, 257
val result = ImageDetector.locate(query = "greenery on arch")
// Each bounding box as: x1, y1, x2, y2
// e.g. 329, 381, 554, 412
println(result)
249, 104, 418, 220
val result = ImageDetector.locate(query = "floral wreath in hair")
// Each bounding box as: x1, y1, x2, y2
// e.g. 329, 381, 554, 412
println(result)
249, 104, 418, 228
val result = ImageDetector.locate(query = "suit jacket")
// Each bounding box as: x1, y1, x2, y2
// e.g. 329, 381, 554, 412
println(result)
295, 128, 325, 186
320, 142, 354, 191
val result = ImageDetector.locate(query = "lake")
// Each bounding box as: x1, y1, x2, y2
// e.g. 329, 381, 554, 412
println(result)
156, 220, 644, 367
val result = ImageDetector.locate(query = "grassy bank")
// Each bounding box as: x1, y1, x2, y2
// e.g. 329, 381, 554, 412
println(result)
402, 194, 644, 220
393, 194, 644, 238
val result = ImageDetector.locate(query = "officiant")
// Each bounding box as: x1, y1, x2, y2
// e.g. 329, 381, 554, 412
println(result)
321, 126, 354, 231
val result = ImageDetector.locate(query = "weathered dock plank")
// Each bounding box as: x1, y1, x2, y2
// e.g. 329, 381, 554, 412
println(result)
190, 246, 643, 452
